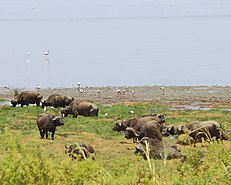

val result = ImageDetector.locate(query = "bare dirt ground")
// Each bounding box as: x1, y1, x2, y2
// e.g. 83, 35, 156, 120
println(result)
1, 85, 231, 108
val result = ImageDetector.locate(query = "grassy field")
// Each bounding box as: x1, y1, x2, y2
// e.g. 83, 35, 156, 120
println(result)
0, 103, 231, 185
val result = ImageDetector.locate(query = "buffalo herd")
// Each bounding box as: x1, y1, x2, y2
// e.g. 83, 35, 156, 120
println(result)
9, 91, 231, 161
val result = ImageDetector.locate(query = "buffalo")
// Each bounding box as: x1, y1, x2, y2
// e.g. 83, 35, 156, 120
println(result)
162, 124, 176, 136
36, 113, 64, 140
65, 142, 96, 160
124, 120, 163, 141
11, 91, 42, 107
163, 121, 229, 144
61, 101, 99, 118
188, 121, 227, 143
112, 114, 166, 132
134, 137, 185, 160
42, 94, 74, 108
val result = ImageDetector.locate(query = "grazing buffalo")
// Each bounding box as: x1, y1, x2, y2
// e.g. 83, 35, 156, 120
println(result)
42, 94, 74, 108
36, 113, 64, 140
65, 142, 96, 160
134, 137, 185, 160
61, 101, 99, 118
11, 91, 42, 107
124, 120, 163, 141
112, 114, 166, 132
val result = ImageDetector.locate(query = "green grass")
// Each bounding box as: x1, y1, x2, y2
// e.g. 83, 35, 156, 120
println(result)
0, 103, 231, 184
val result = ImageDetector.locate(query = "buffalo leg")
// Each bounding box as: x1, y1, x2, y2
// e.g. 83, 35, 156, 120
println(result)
45, 130, 48, 139
51, 131, 55, 140
39, 128, 44, 138
73, 111, 78, 118
53, 104, 58, 108
72, 110, 78, 118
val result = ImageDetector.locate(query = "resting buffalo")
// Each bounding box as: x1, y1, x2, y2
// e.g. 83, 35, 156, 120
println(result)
11, 91, 43, 107
163, 121, 229, 143
134, 137, 185, 160
42, 94, 74, 108
141, 113, 166, 124
36, 113, 64, 140
162, 124, 186, 136
61, 101, 99, 118
65, 142, 96, 160
112, 114, 166, 132
124, 120, 163, 141
188, 121, 227, 143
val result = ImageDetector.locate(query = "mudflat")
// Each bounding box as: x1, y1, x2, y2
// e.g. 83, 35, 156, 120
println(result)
1, 86, 231, 109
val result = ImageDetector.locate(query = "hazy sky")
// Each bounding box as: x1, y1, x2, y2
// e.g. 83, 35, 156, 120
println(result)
1, 0, 231, 88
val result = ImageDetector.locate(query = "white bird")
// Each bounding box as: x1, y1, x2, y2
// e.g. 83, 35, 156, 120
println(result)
77, 82, 81, 91
160, 87, 165, 95
44, 50, 49, 56
95, 90, 101, 98
129, 110, 135, 115
79, 89, 84, 97
117, 89, 121, 96
44, 50, 49, 61
122, 90, 126, 95
27, 51, 31, 63
35, 85, 40, 89
104, 113, 108, 117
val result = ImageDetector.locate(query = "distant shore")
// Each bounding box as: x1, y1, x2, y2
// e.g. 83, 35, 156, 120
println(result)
1, 86, 231, 108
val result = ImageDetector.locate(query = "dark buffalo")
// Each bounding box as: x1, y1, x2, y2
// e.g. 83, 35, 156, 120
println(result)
163, 121, 229, 144
42, 94, 74, 108
134, 137, 185, 160
11, 91, 42, 107
188, 121, 227, 143
65, 142, 96, 160
124, 120, 163, 141
61, 101, 99, 118
36, 113, 64, 140
141, 113, 166, 124
162, 124, 176, 136
112, 114, 166, 132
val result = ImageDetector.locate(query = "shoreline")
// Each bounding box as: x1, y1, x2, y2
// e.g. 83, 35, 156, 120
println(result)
1, 85, 231, 108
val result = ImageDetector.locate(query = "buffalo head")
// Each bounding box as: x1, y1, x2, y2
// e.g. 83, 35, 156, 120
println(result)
61, 108, 68, 117
156, 114, 166, 124
11, 98, 18, 107
124, 127, 139, 139
112, 120, 127, 131
52, 117, 64, 126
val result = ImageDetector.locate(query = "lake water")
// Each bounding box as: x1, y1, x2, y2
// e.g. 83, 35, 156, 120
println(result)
1, 0, 231, 88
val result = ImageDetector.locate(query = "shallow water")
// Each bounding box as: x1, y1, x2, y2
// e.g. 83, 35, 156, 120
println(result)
1, 0, 231, 88
169, 105, 212, 111
0, 101, 11, 106
169, 104, 231, 111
